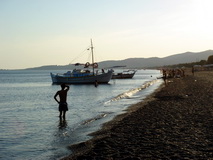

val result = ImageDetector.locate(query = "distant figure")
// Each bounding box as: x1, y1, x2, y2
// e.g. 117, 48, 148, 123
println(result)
95, 80, 98, 87
181, 69, 185, 77
162, 69, 167, 85
54, 83, 70, 119
192, 67, 195, 76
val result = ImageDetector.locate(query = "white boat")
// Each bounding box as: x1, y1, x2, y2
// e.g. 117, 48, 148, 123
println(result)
50, 40, 113, 84
112, 70, 137, 79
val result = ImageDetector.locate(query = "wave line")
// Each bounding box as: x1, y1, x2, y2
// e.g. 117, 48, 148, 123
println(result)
105, 79, 159, 104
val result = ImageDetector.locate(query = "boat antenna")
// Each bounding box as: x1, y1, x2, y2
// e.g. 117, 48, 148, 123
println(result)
90, 39, 95, 74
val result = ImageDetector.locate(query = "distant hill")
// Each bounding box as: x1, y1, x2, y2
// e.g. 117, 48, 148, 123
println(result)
26, 50, 213, 70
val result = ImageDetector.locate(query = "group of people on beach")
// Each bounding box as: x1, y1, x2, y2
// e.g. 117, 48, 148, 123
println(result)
162, 68, 185, 84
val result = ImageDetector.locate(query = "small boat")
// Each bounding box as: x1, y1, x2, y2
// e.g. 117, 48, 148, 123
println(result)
50, 40, 113, 84
112, 70, 136, 79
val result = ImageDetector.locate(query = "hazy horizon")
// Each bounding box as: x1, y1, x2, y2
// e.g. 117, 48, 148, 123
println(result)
1, 0, 213, 69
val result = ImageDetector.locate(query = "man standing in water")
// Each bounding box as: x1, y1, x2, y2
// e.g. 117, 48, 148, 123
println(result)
54, 83, 69, 119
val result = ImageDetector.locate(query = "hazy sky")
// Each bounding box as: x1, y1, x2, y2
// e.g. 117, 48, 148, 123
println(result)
1, 0, 213, 69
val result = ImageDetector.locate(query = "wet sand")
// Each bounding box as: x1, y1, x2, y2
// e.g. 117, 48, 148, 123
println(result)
62, 70, 213, 160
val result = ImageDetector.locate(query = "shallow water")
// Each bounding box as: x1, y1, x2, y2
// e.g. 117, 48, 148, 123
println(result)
0, 69, 162, 160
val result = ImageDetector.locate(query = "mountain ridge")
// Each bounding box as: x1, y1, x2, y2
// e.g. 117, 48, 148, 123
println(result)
26, 50, 213, 70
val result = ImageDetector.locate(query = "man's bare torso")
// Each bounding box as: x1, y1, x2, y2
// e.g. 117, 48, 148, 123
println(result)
58, 90, 67, 103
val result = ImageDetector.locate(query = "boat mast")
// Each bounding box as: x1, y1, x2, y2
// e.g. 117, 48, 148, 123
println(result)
90, 39, 95, 74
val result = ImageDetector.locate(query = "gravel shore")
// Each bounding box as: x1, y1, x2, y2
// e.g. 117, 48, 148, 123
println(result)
62, 70, 213, 160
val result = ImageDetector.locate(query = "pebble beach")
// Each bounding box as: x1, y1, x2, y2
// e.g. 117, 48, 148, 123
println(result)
62, 70, 213, 160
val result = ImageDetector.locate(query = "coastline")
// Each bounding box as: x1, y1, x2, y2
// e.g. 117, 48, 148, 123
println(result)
62, 70, 213, 159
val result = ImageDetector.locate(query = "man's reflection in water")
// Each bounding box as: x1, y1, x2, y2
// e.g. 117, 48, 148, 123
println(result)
58, 117, 67, 129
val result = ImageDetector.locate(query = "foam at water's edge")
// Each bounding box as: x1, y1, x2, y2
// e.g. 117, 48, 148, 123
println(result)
105, 79, 160, 104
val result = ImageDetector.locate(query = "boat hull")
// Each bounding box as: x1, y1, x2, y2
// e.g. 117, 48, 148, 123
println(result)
50, 71, 113, 84
112, 71, 136, 79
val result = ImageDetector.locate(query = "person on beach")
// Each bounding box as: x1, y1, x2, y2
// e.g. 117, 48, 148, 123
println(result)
192, 66, 195, 76
54, 83, 70, 119
162, 69, 167, 85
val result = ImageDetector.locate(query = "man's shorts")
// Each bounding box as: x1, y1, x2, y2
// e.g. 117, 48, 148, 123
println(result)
59, 102, 68, 111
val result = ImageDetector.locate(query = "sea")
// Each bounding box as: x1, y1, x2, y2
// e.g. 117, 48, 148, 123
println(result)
0, 69, 163, 160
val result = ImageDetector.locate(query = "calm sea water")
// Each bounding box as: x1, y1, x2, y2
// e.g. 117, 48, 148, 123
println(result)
0, 69, 162, 160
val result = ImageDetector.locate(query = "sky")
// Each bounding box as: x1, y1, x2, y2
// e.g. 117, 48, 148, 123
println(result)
0, 0, 213, 69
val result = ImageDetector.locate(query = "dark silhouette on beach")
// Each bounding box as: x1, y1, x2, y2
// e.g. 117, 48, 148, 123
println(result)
54, 83, 69, 119
192, 67, 195, 76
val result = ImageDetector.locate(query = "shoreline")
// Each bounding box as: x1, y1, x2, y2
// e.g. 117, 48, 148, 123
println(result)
62, 70, 213, 159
